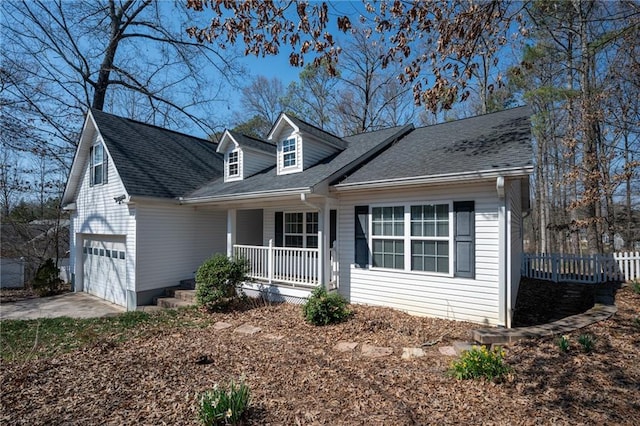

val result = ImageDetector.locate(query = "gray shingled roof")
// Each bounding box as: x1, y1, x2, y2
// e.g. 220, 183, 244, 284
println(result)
338, 106, 532, 185
185, 124, 413, 200
286, 115, 347, 149
226, 130, 275, 154
91, 108, 223, 199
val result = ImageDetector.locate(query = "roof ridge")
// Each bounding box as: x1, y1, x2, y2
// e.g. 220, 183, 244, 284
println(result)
286, 114, 344, 141
227, 129, 276, 146
90, 108, 215, 145
344, 123, 412, 138
413, 105, 529, 131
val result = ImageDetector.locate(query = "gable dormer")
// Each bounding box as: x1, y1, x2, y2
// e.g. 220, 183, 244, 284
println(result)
217, 130, 275, 182
268, 113, 346, 176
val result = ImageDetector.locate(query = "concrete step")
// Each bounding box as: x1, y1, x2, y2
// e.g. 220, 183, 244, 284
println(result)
156, 297, 193, 309
172, 289, 197, 304
136, 305, 164, 313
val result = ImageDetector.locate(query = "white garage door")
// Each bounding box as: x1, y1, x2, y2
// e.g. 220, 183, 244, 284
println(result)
82, 236, 127, 306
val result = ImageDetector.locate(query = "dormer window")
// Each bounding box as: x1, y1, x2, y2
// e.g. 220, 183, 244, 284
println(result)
282, 138, 296, 167
228, 151, 239, 177
90, 142, 107, 186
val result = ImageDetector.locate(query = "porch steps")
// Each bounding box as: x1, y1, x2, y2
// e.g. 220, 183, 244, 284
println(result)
150, 284, 197, 310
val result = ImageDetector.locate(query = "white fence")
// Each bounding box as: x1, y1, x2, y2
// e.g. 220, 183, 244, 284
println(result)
522, 252, 640, 284
0, 258, 71, 288
1, 258, 25, 288
234, 241, 320, 287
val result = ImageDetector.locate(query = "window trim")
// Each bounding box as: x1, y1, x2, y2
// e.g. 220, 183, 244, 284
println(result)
90, 141, 106, 186
281, 137, 297, 168
227, 150, 240, 177
282, 210, 318, 249
368, 201, 454, 276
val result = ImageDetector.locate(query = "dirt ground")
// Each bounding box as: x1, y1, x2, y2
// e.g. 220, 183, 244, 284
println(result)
1, 284, 639, 425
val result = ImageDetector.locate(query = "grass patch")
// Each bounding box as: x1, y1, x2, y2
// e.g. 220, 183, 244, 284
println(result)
0, 307, 210, 362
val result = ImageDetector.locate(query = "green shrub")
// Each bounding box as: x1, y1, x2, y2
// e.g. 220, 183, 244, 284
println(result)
32, 258, 64, 297
556, 335, 570, 353
631, 280, 640, 294
302, 287, 351, 326
578, 333, 595, 353
448, 345, 511, 381
195, 254, 247, 311
199, 379, 250, 426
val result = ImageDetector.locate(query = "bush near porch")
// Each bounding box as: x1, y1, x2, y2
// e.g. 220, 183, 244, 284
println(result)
195, 254, 248, 311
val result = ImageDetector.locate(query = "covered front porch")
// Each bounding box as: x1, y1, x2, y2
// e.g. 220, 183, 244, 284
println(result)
234, 240, 338, 288
221, 195, 339, 294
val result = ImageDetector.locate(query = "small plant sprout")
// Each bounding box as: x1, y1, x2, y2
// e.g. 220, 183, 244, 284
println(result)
556, 335, 570, 353
578, 334, 596, 353
198, 379, 250, 426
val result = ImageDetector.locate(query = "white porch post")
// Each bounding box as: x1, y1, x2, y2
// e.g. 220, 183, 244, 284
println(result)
267, 239, 274, 284
322, 200, 331, 288
314, 203, 324, 287
227, 209, 236, 258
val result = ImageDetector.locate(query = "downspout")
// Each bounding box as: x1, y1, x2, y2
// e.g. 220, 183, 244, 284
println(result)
496, 176, 510, 328
301, 193, 325, 289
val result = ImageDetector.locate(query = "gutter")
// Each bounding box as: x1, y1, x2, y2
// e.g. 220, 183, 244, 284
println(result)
333, 166, 534, 191
179, 187, 312, 205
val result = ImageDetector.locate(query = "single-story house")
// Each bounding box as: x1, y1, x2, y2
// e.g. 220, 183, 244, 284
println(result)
62, 106, 532, 327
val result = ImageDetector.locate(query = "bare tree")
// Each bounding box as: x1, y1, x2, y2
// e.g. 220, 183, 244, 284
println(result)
235, 76, 288, 137
1, 0, 243, 149
286, 62, 340, 132
186, 0, 523, 114
333, 29, 416, 134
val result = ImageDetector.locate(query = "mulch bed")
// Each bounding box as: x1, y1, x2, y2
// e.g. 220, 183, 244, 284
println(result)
1, 286, 639, 425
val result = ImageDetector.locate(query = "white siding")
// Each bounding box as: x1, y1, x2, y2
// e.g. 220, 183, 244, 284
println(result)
337, 182, 503, 325
72, 132, 136, 295
302, 135, 340, 169
243, 150, 274, 178
135, 204, 226, 292
274, 127, 339, 175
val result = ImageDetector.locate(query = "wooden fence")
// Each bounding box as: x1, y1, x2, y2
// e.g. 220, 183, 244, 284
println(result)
522, 252, 640, 284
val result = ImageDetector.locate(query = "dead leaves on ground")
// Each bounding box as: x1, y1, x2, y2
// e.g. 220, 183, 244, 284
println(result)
2, 288, 639, 425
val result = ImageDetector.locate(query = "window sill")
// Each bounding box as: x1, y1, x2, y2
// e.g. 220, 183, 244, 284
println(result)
367, 265, 454, 278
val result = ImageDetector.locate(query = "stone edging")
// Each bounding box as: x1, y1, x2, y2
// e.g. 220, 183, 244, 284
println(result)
471, 303, 618, 345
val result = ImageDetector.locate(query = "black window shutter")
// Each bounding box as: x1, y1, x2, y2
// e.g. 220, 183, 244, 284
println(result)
275, 211, 283, 247
454, 201, 475, 278
354, 205, 369, 267
330, 209, 337, 248
103, 149, 108, 184
89, 145, 94, 187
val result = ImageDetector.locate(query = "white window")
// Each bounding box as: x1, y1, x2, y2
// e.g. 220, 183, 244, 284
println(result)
371, 206, 405, 269
282, 138, 296, 167
90, 143, 106, 185
284, 212, 318, 248
228, 151, 239, 177
370, 203, 452, 274
410, 204, 449, 273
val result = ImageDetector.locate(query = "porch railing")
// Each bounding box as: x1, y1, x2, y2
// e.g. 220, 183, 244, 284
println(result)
234, 241, 320, 286
522, 252, 640, 284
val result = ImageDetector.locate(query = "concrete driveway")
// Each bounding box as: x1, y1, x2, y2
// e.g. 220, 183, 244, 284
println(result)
0, 292, 126, 320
